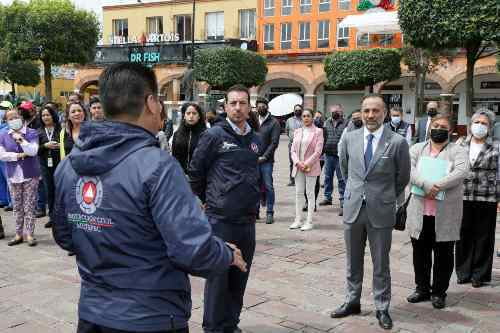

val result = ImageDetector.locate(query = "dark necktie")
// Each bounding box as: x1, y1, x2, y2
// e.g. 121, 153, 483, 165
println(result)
364, 134, 374, 170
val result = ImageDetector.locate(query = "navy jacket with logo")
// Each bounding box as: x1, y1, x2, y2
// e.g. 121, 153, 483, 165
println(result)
189, 120, 262, 223
52, 121, 233, 332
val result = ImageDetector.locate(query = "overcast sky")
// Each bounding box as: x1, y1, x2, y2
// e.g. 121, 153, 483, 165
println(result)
0, 0, 103, 18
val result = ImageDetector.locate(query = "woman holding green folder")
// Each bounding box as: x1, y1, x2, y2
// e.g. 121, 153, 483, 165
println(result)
406, 112, 468, 309
455, 109, 499, 288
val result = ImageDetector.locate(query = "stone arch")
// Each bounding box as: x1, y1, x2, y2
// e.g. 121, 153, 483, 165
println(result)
449, 65, 498, 92
258, 71, 311, 95
426, 72, 450, 93
75, 71, 102, 93
311, 74, 328, 95
158, 73, 185, 94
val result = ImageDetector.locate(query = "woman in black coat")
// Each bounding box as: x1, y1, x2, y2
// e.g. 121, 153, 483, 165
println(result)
171, 103, 206, 174
38, 106, 61, 228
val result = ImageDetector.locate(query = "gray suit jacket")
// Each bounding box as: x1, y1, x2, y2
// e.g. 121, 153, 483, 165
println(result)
340, 126, 411, 228
416, 118, 429, 143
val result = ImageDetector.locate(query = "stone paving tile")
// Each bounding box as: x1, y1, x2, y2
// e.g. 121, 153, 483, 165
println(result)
0, 136, 499, 332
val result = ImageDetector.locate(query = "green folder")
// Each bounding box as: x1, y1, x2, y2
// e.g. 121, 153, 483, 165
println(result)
410, 156, 449, 201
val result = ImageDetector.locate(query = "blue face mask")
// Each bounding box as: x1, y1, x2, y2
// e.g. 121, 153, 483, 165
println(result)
391, 116, 401, 125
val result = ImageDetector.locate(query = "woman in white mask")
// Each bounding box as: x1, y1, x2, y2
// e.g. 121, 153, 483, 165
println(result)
456, 108, 499, 288
0, 108, 40, 247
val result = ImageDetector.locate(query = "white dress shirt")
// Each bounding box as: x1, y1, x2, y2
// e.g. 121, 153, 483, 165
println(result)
226, 118, 251, 136
258, 113, 269, 126
363, 125, 385, 156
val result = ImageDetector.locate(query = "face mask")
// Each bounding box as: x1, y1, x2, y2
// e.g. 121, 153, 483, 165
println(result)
8, 119, 23, 131
353, 119, 363, 128
391, 116, 401, 125
427, 109, 438, 118
470, 123, 488, 139
332, 112, 341, 120
430, 128, 449, 143
294, 110, 302, 117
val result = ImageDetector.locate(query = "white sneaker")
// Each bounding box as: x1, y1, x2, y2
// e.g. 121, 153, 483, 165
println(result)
289, 220, 303, 229
301, 222, 313, 231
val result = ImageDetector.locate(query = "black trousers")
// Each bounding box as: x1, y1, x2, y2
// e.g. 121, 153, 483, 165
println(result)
411, 216, 455, 297
40, 164, 56, 220
456, 200, 497, 283
77, 319, 188, 333
288, 142, 293, 181
203, 220, 256, 333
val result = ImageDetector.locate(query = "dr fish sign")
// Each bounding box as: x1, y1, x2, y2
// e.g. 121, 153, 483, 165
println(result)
129, 47, 161, 66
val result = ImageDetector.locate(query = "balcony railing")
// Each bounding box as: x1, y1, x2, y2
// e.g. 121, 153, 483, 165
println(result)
93, 40, 251, 65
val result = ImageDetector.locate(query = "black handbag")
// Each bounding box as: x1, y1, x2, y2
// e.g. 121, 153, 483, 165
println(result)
394, 194, 412, 231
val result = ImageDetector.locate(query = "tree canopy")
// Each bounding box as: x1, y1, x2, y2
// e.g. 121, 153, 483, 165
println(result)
324, 49, 401, 90
2, 0, 100, 100
193, 47, 268, 90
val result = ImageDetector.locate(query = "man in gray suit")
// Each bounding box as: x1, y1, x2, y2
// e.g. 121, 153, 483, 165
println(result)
332, 94, 411, 330
416, 101, 439, 143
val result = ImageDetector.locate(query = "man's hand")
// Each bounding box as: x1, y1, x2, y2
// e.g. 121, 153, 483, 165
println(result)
427, 185, 441, 199
226, 242, 247, 272
258, 157, 267, 164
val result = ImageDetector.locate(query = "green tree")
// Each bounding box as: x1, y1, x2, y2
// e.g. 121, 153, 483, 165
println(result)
399, 0, 500, 116
3, 0, 99, 100
193, 47, 268, 90
0, 58, 41, 97
324, 49, 401, 92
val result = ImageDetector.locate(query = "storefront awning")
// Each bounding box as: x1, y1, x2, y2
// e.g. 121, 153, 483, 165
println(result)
338, 10, 401, 34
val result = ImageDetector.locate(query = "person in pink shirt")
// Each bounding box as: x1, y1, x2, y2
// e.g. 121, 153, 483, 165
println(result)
406, 112, 468, 309
289, 109, 324, 231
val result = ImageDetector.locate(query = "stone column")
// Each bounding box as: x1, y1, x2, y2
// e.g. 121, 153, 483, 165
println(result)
303, 94, 317, 110
172, 79, 181, 102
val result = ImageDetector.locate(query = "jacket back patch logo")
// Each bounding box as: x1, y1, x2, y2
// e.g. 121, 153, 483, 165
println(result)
76, 176, 103, 214
250, 143, 259, 154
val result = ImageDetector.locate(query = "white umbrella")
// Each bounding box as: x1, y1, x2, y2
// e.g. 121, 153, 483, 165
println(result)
338, 8, 401, 34
268, 93, 303, 117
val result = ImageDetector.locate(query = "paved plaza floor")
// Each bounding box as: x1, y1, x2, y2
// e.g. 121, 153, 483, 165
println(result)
0, 136, 499, 333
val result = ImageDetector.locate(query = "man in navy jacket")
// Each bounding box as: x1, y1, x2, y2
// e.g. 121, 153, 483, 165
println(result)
53, 63, 246, 333
189, 85, 262, 333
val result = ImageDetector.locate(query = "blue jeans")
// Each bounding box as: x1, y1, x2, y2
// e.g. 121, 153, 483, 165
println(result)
323, 154, 345, 202
259, 162, 275, 214
37, 178, 46, 212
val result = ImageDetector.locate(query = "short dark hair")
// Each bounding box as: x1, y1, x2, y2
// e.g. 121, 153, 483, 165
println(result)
99, 63, 158, 119
294, 104, 303, 110
302, 108, 314, 117
39, 106, 61, 132
225, 84, 250, 104
361, 93, 387, 111
255, 97, 269, 106
390, 106, 403, 114
89, 96, 101, 107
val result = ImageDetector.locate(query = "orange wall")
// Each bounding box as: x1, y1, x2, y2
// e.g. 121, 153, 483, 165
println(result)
257, 0, 402, 55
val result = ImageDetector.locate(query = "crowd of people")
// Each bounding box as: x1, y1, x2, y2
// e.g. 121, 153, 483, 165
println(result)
0, 62, 498, 332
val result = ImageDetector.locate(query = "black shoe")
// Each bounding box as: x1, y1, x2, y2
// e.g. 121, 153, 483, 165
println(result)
431, 295, 446, 309
330, 303, 361, 318
7, 237, 23, 246
376, 310, 393, 330
314, 205, 317, 212
256, 213, 261, 220
318, 199, 332, 206
265, 214, 274, 225
457, 278, 471, 284
472, 280, 485, 288
338, 207, 343, 216
35, 211, 46, 218
68, 251, 75, 256
44, 221, 53, 228
4, 206, 12, 212
0, 224, 4, 240
287, 180, 295, 186
302, 205, 308, 212
224, 328, 242, 333
407, 291, 430, 303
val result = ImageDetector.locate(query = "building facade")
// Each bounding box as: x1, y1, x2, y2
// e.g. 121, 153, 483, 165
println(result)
76, 0, 258, 105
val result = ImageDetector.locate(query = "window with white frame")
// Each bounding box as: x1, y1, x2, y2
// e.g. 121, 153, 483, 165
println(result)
299, 22, 311, 49
175, 15, 192, 41
337, 25, 349, 47
281, 22, 292, 50
239, 9, 256, 39
379, 34, 394, 46
319, 0, 330, 12
300, 0, 312, 14
282, 0, 292, 16
357, 32, 370, 47
112, 19, 128, 38
339, 0, 350, 10
206, 12, 224, 40
264, 0, 275, 17
317, 20, 329, 48
146, 16, 163, 35
264, 23, 274, 50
